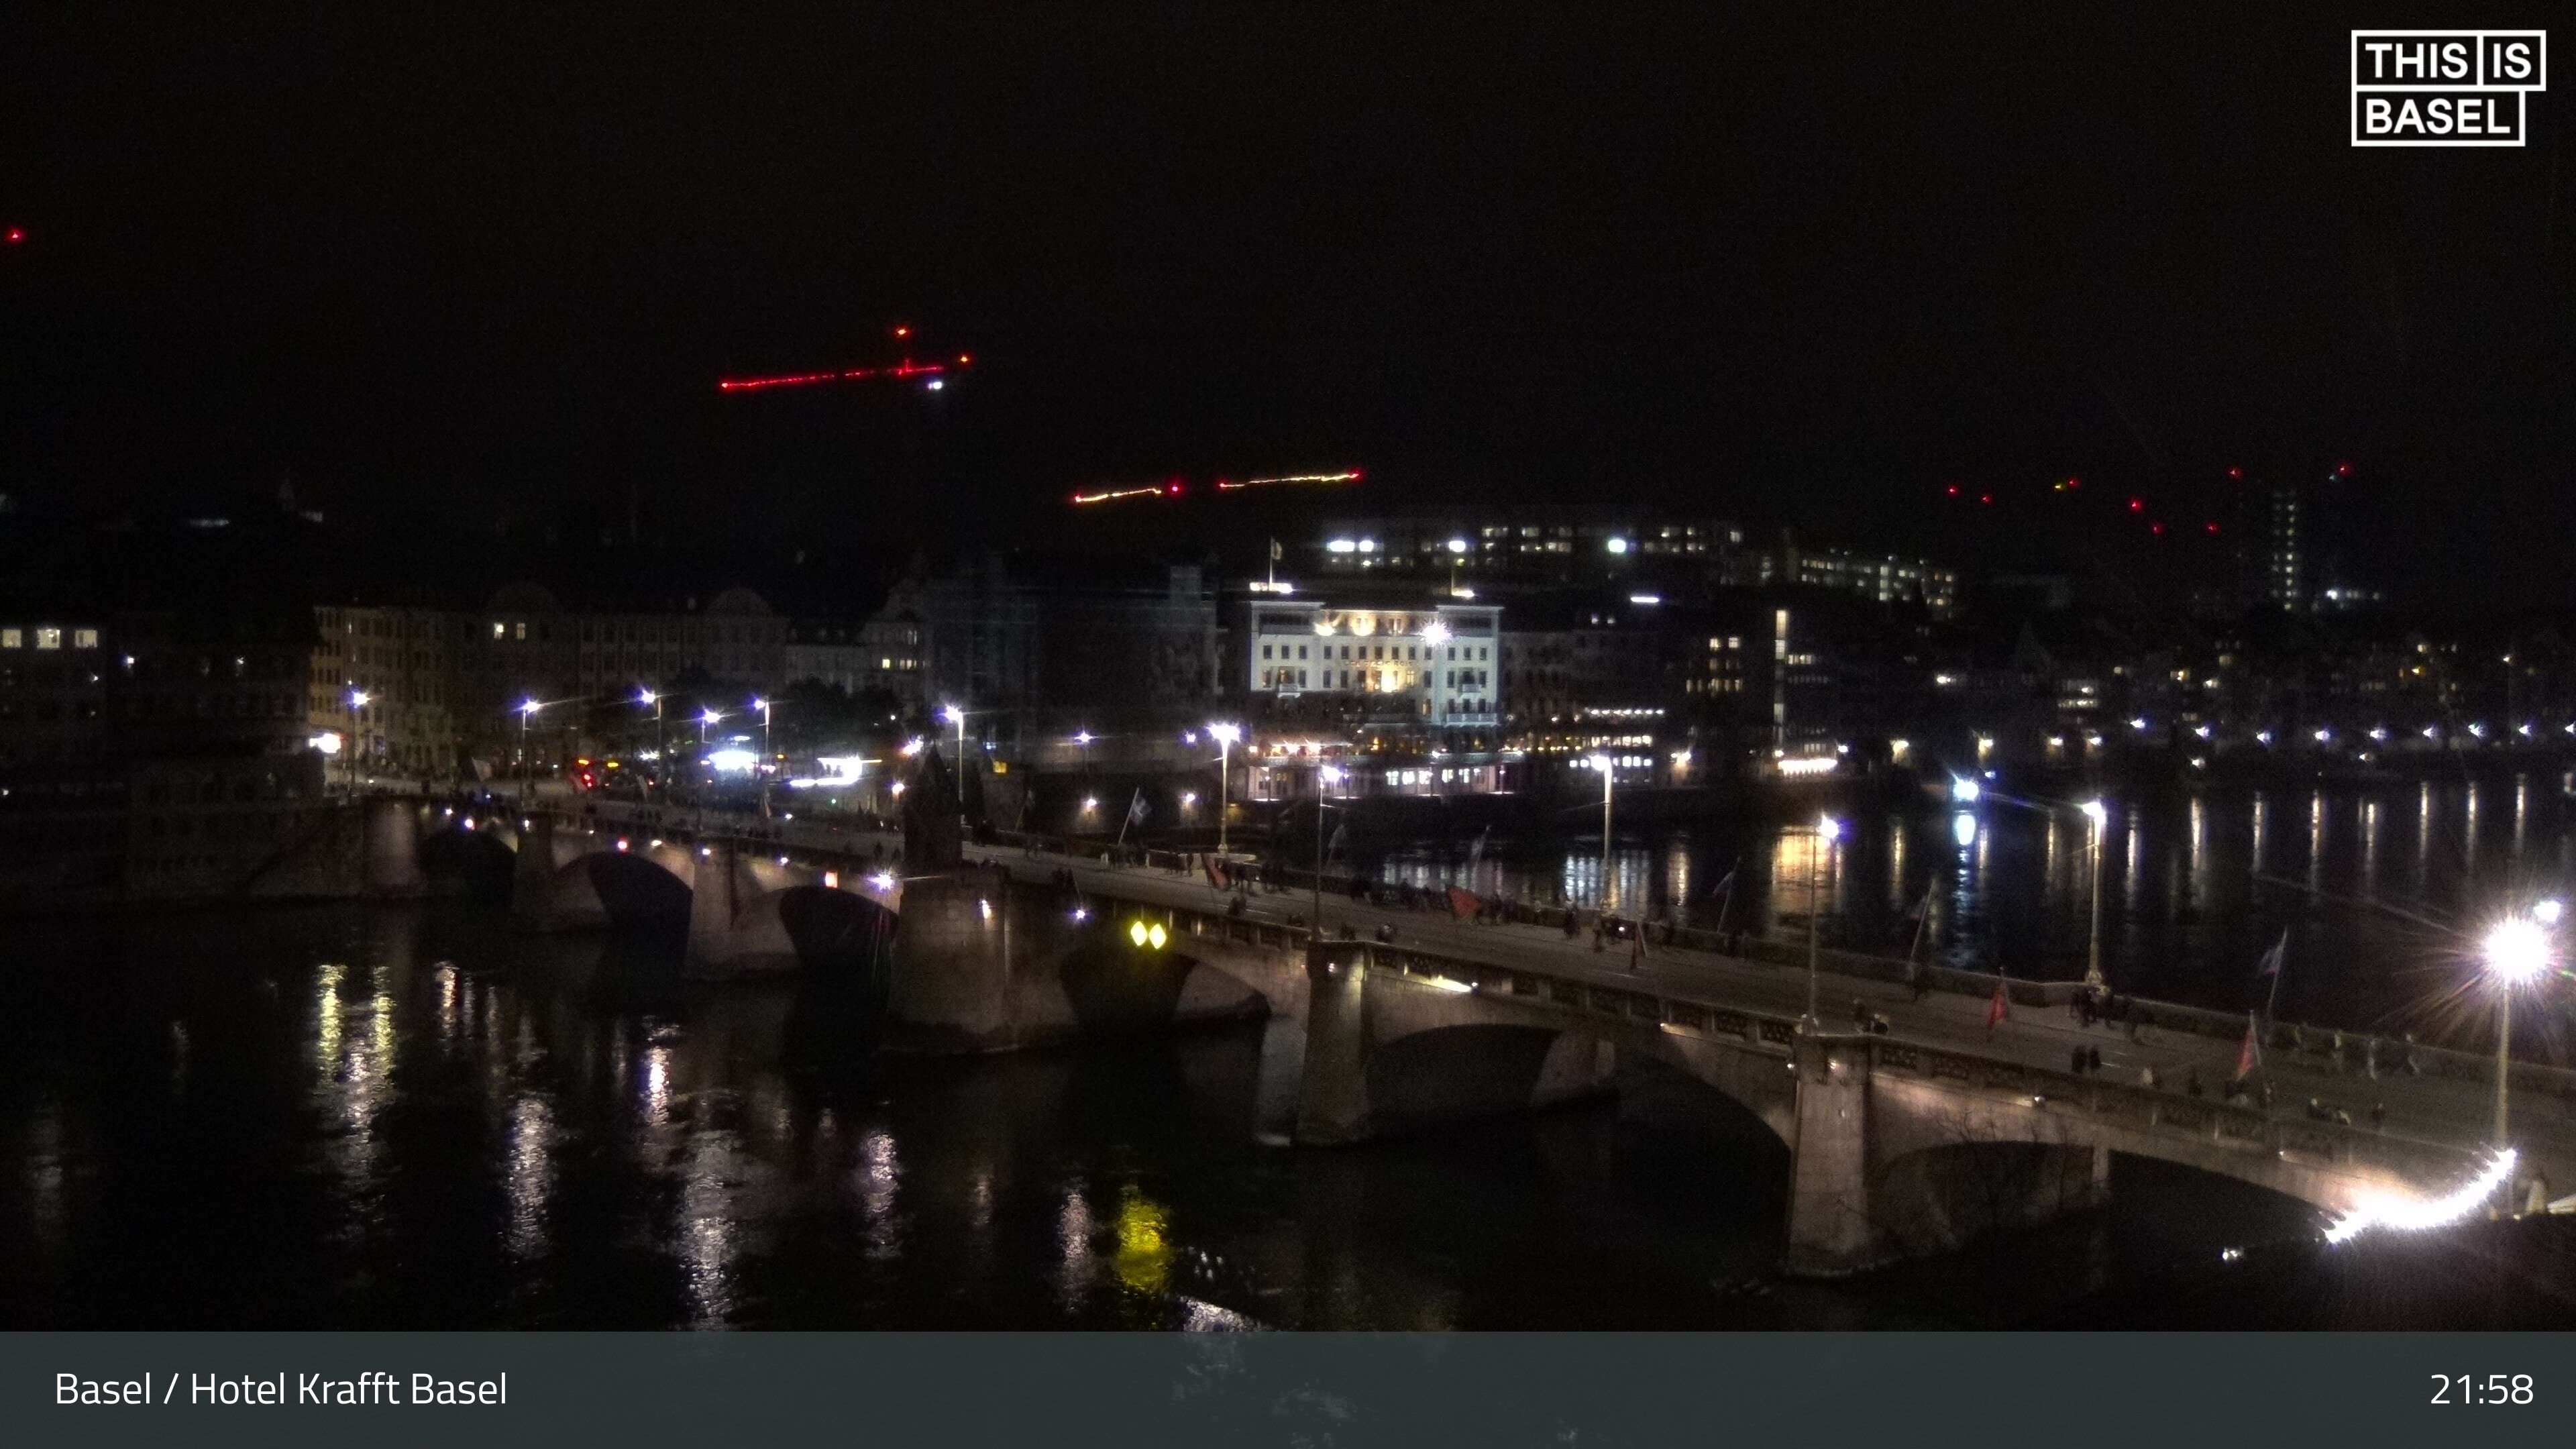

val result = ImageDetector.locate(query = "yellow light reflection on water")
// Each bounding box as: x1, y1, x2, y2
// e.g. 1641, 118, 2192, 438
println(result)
1114, 1185, 1173, 1297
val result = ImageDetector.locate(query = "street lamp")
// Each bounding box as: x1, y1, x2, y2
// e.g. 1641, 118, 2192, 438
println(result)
345, 688, 371, 794
2080, 798, 2108, 990
942, 704, 968, 830
2482, 914, 2553, 1146
637, 688, 664, 800
1589, 753, 1615, 914
1806, 814, 1843, 1026
516, 698, 542, 803
1208, 722, 1242, 855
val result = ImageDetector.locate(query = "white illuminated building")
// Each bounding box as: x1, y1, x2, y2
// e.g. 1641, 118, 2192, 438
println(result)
1244, 599, 1501, 727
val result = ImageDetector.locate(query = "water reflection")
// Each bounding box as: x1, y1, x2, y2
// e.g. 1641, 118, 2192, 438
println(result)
1379, 778, 2571, 1018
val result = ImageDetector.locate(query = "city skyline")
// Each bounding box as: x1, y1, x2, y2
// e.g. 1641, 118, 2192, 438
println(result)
4, 8, 2569, 608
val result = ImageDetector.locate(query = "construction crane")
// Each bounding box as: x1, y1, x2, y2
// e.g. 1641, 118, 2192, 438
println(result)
717, 325, 973, 393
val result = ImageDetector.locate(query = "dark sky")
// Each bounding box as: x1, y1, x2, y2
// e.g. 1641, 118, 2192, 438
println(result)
3, 5, 2569, 604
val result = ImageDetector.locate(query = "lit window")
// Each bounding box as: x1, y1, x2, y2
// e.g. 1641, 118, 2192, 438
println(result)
0, 628, 17, 649
36, 627, 62, 650
73, 628, 99, 649
514, 622, 527, 641
492, 622, 505, 638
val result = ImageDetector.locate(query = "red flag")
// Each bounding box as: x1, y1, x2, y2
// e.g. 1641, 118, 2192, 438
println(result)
1448, 887, 1480, 920
2233, 1012, 2261, 1082
1985, 980, 2008, 1028
1205, 859, 1228, 890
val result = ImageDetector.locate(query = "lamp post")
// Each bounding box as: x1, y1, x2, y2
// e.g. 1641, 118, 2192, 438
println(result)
1806, 814, 1843, 1028
1208, 722, 1241, 856
1311, 790, 1344, 941
2080, 799, 2108, 990
1588, 753, 1615, 914
2481, 912, 2554, 1146
345, 688, 370, 795
516, 699, 542, 804
942, 704, 968, 832
637, 688, 663, 800
753, 696, 773, 818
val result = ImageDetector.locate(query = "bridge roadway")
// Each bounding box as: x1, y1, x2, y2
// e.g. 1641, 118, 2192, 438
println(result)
516, 794, 2576, 1201
976, 843, 2575, 1191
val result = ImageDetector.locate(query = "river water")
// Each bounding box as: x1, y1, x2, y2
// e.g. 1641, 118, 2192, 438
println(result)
3, 778, 2569, 1329
1383, 776, 2576, 1045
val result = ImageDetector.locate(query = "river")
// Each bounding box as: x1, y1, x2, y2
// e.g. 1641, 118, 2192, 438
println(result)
3, 775, 2570, 1328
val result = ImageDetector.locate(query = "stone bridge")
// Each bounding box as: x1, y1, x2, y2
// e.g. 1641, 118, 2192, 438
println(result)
1293, 938, 2494, 1276
365, 793, 2536, 1277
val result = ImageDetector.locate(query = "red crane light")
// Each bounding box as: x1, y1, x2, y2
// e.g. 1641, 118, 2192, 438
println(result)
3, 227, 22, 245
2151, 521, 2166, 536
2065, 476, 2080, 490
2333, 461, 2353, 476
2127, 498, 2144, 513
1945, 485, 1961, 497
2204, 521, 2220, 535
1978, 493, 1994, 505
2226, 466, 2243, 480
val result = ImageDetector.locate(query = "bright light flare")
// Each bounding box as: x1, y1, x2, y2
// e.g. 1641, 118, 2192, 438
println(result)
1951, 777, 1980, 803
1951, 811, 1978, 847
2483, 918, 2552, 984
2323, 1149, 2516, 1244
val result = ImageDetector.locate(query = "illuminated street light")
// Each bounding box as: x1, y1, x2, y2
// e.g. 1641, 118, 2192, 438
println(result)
1591, 754, 1616, 912
2483, 914, 2554, 1145
1951, 776, 1980, 804
1805, 815, 1843, 1027
942, 703, 969, 830
517, 698, 543, 802
1208, 722, 1242, 855
2080, 800, 2108, 989
343, 688, 372, 794
2536, 899, 2566, 926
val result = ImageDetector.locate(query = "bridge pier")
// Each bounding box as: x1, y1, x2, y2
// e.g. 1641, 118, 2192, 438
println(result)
684, 840, 800, 977
1292, 941, 1618, 1146
1784, 1032, 1876, 1276
362, 797, 425, 897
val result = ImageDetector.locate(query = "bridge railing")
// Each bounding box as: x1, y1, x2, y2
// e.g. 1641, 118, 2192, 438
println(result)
460, 794, 2576, 1112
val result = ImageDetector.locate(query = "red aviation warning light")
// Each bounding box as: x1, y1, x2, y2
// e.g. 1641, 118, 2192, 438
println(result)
2127, 497, 2145, 513
3, 227, 23, 244
2333, 461, 2353, 477
2226, 466, 2243, 480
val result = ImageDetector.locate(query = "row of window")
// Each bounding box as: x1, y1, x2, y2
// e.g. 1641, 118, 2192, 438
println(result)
1260, 641, 1491, 663
0, 627, 100, 651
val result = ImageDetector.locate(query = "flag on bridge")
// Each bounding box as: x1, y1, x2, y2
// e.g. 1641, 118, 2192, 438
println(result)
2233, 1011, 2262, 1083
1448, 887, 1480, 920
1126, 790, 1150, 826
1985, 978, 2008, 1028
2255, 929, 2286, 980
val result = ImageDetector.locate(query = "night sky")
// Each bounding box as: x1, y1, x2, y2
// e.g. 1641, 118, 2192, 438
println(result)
3, 6, 2569, 604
